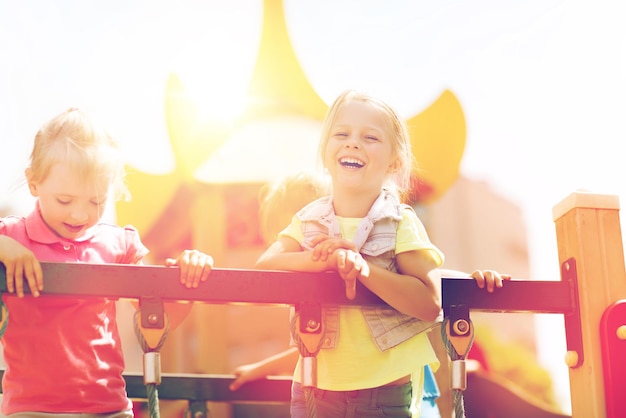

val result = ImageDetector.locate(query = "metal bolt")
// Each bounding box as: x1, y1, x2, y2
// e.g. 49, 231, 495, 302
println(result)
452, 319, 469, 335
616, 325, 626, 340
306, 319, 320, 332
564, 350, 579, 368
147, 314, 159, 325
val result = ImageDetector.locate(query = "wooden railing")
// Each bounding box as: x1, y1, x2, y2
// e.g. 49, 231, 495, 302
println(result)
0, 263, 579, 417
0, 190, 623, 417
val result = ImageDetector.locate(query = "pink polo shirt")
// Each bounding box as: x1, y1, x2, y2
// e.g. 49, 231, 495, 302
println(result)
0, 206, 148, 414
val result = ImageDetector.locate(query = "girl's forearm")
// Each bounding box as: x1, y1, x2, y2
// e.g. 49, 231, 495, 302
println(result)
358, 263, 441, 321
255, 251, 327, 273
256, 347, 299, 375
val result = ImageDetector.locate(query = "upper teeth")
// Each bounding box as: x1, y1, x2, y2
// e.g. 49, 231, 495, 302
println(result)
340, 157, 364, 167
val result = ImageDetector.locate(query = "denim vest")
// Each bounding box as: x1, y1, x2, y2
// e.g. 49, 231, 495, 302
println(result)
293, 190, 441, 352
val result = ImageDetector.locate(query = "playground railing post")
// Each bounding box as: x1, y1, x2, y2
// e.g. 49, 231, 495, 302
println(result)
553, 191, 626, 417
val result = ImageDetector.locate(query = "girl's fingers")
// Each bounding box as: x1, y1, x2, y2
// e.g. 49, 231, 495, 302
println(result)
345, 277, 356, 300
169, 250, 213, 288
5, 264, 15, 294
13, 264, 24, 298
34, 261, 44, 292
336, 250, 346, 269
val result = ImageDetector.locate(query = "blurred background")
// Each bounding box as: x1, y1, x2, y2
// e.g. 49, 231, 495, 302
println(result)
2, 0, 626, 416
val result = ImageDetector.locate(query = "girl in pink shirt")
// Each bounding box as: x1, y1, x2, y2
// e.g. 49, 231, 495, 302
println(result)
0, 108, 213, 417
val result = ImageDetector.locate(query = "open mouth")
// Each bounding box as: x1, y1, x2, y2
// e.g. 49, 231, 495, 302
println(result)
339, 157, 365, 169
64, 223, 84, 233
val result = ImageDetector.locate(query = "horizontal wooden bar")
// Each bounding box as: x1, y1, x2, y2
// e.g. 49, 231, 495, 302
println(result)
0, 262, 573, 313
0, 369, 291, 403
442, 277, 572, 314
124, 373, 292, 403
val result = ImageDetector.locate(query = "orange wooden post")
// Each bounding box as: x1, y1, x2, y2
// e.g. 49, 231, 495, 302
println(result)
553, 191, 626, 417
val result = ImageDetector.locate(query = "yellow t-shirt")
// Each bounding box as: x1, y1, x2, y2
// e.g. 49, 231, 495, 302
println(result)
282, 208, 443, 391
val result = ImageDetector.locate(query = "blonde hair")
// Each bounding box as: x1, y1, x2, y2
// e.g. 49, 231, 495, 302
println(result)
28, 108, 129, 201
318, 90, 415, 201
258, 171, 330, 244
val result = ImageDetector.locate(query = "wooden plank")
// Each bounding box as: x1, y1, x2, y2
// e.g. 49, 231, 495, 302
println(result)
553, 191, 626, 418
124, 373, 292, 403
0, 369, 292, 403
0, 263, 573, 313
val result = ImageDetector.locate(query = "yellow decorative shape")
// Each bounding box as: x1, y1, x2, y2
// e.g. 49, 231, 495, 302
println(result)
116, 0, 467, 242
165, 74, 232, 180
407, 89, 466, 202
242, 0, 328, 121
115, 170, 181, 235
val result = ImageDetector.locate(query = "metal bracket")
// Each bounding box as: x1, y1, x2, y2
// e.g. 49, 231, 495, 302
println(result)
297, 302, 322, 334
447, 304, 471, 337
188, 400, 209, 417
562, 257, 584, 368
139, 296, 165, 329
